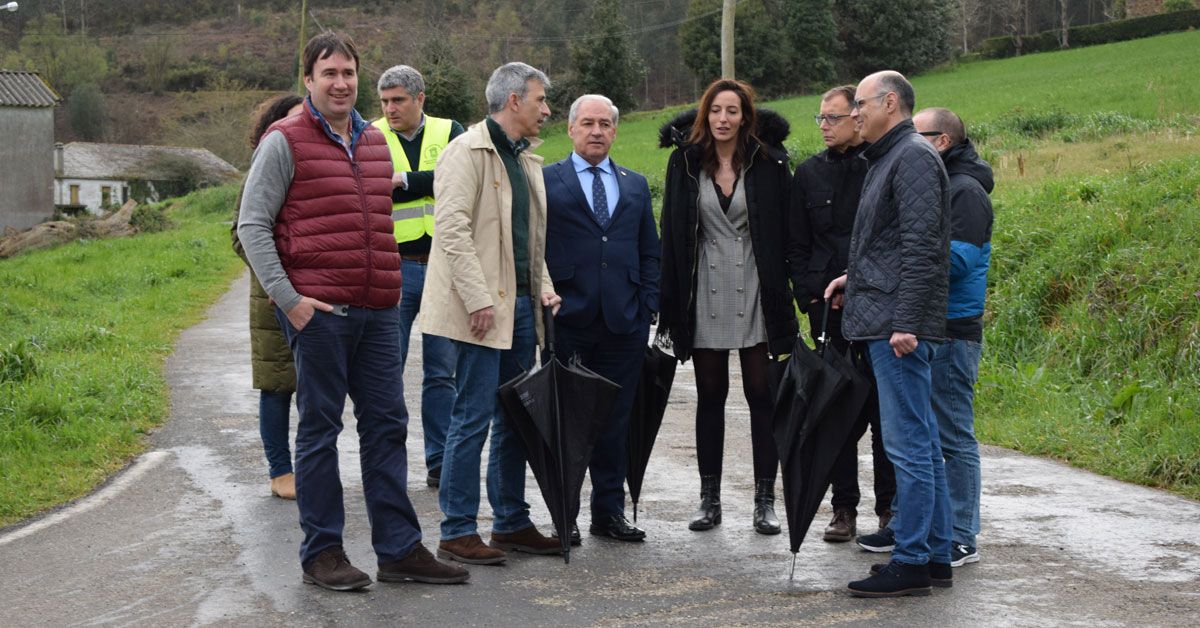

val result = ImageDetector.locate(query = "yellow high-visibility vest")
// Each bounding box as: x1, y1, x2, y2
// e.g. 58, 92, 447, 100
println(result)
372, 115, 453, 243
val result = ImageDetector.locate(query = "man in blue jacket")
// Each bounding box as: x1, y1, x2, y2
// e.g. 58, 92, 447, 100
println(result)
914, 107, 994, 569
543, 94, 661, 542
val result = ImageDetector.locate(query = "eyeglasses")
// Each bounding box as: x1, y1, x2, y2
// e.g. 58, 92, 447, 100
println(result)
852, 92, 889, 109
814, 113, 852, 126
918, 131, 945, 137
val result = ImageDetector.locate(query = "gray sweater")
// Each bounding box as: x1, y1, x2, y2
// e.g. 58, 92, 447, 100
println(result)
235, 130, 302, 313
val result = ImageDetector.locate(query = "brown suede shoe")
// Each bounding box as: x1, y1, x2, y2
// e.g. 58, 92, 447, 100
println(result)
270, 473, 296, 500
437, 534, 507, 565
378, 543, 470, 584
489, 525, 563, 555
302, 547, 371, 591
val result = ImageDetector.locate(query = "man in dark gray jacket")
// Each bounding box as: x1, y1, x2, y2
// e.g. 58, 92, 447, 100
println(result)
825, 70, 953, 598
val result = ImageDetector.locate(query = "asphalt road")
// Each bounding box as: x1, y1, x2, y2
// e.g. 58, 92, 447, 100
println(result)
2, 272, 1198, 626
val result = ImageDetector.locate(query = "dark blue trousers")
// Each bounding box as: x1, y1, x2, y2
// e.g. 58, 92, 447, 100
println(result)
551, 318, 649, 520
276, 305, 422, 567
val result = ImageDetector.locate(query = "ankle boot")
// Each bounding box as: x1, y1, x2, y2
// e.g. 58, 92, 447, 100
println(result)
688, 475, 722, 531
753, 478, 781, 535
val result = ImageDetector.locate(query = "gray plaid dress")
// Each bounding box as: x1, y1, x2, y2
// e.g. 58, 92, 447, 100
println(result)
693, 170, 768, 350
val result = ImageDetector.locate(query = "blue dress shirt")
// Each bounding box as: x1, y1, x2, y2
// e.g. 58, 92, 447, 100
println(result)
571, 152, 619, 216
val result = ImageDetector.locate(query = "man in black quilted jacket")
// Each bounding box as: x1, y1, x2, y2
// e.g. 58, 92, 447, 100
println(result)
824, 70, 953, 598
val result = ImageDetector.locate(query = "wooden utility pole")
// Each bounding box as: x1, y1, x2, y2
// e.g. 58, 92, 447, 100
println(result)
720, 0, 736, 78
296, 0, 308, 92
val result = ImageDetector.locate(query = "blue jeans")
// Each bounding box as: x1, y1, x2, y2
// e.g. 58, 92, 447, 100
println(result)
276, 305, 422, 566
398, 258, 457, 472
552, 319, 649, 520
259, 390, 293, 478
931, 338, 983, 548
867, 339, 952, 566
439, 297, 537, 540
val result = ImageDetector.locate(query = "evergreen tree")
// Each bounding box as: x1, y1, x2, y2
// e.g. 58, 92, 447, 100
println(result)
785, 0, 841, 91
834, 0, 953, 78
680, 0, 833, 97
68, 82, 106, 141
421, 39, 480, 124
568, 0, 646, 114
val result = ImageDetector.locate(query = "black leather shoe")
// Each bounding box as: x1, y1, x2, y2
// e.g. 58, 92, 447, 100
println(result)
753, 478, 781, 535
589, 514, 646, 542
553, 523, 582, 547
688, 475, 722, 531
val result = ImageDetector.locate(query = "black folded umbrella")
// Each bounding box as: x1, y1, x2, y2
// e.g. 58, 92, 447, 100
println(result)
498, 311, 620, 563
626, 342, 677, 522
772, 300, 873, 578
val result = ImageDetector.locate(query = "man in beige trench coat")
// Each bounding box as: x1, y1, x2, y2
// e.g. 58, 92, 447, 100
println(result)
417, 62, 563, 566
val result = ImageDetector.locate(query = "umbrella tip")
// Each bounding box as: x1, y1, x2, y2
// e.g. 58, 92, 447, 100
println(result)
789, 553, 797, 580
633, 503, 638, 522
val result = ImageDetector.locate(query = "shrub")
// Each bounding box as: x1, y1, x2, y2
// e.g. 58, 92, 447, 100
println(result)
1163, 0, 1195, 11
130, 205, 173, 233
980, 9, 1200, 58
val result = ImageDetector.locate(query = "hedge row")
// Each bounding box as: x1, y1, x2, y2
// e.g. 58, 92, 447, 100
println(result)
980, 9, 1200, 58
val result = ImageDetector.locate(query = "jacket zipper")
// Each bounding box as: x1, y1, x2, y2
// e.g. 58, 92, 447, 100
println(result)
351, 159, 374, 304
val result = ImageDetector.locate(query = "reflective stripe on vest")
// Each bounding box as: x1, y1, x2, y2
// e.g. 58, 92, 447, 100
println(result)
372, 115, 453, 243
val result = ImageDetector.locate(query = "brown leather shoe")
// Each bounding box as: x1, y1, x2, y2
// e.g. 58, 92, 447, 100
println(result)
489, 525, 563, 555
302, 547, 371, 591
823, 508, 857, 542
378, 543, 470, 584
437, 534, 506, 565
270, 473, 296, 500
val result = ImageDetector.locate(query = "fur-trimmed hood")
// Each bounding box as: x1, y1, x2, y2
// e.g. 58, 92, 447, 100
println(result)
657, 107, 791, 153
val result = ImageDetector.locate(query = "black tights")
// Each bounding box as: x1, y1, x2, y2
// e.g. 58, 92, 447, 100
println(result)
692, 343, 779, 481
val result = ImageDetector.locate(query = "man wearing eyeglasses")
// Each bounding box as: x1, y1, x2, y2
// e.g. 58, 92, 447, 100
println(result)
913, 107, 993, 571
824, 70, 952, 598
789, 85, 895, 548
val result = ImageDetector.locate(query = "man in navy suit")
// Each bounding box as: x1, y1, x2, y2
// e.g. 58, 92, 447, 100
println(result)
544, 94, 661, 542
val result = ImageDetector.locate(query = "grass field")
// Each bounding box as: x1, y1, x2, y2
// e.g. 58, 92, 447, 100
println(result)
1, 31, 1197, 526
0, 188, 245, 526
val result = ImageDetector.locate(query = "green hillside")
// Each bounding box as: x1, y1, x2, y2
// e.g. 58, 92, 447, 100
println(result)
536, 30, 1200, 186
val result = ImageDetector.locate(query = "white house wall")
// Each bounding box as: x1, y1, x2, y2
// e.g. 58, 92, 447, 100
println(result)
54, 178, 129, 214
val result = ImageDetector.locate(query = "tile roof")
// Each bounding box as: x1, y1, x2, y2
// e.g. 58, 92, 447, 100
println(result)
60, 142, 240, 181
0, 70, 61, 107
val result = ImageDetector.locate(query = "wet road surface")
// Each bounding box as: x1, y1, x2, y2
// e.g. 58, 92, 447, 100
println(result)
3, 273, 1198, 626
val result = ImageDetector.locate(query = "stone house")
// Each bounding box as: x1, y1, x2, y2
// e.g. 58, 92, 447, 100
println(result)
54, 142, 240, 213
0, 70, 60, 232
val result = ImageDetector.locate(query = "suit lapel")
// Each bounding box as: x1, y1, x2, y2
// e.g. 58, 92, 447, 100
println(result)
608, 158, 632, 226
556, 159, 596, 224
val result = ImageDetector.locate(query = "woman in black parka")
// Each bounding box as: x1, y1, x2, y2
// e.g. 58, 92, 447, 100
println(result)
658, 78, 798, 535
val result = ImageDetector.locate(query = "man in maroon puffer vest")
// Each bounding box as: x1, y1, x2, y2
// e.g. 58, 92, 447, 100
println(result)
237, 32, 467, 592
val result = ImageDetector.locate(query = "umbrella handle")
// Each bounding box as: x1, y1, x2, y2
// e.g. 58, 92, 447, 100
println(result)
543, 306, 556, 357
817, 298, 833, 357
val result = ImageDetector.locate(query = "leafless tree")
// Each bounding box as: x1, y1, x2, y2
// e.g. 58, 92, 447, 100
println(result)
1059, 0, 1071, 48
